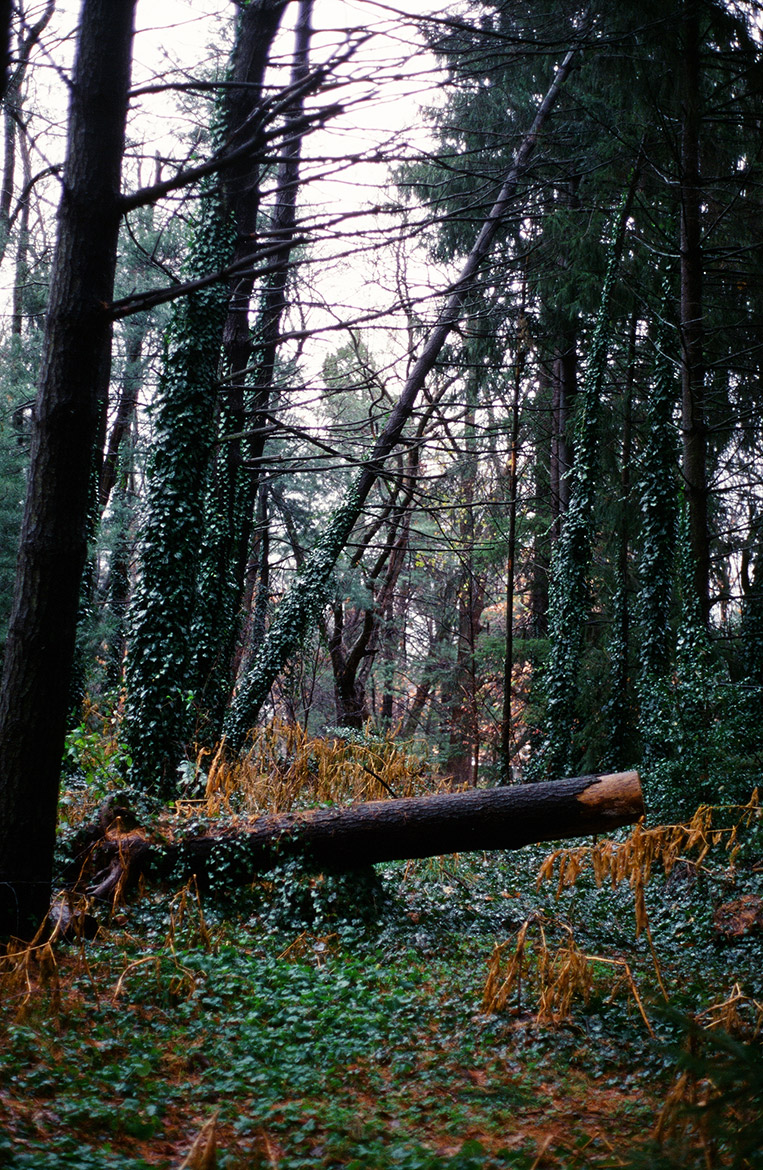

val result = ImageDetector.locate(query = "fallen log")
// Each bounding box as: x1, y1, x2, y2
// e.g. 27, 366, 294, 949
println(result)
81, 771, 644, 900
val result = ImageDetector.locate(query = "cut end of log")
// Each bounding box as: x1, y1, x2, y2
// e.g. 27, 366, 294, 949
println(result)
576, 771, 644, 827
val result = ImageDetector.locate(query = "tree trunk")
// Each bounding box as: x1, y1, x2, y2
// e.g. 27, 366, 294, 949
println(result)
501, 292, 528, 781
529, 368, 551, 639
550, 333, 577, 538
198, 0, 296, 710
123, 0, 288, 790
225, 47, 579, 749
0, 0, 136, 941
84, 771, 644, 898
0, 0, 10, 102
679, 0, 709, 622
99, 317, 145, 512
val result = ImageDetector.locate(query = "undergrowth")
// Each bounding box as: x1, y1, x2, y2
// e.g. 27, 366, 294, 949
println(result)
2, 748, 762, 1168
192, 719, 443, 816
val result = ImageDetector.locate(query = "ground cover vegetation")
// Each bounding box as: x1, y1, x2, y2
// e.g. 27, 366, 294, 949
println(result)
0, 0, 762, 1164
1, 749, 761, 1168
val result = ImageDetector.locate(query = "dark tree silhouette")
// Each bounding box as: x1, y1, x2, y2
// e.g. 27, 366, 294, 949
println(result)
0, 0, 136, 939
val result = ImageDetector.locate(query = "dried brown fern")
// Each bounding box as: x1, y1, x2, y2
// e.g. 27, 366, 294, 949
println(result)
0, 918, 62, 1019
482, 914, 654, 1031
484, 796, 762, 1034
535, 792, 761, 999
196, 719, 443, 818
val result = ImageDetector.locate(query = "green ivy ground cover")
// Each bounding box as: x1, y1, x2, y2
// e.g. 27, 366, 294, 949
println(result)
1, 829, 761, 1170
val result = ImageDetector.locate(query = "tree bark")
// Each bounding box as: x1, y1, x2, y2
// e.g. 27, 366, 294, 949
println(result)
550, 334, 577, 538
0, 0, 136, 941
679, 0, 709, 622
501, 286, 528, 781
83, 771, 644, 898
207, 0, 295, 693
0, 0, 10, 102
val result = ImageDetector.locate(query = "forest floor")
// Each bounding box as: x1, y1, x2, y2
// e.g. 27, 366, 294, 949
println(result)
1, 787, 762, 1169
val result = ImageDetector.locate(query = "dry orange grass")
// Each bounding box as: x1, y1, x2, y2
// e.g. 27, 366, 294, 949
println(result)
482, 913, 656, 1035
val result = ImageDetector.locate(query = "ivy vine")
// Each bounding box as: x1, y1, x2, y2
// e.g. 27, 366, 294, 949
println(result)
124, 183, 235, 793
530, 191, 631, 780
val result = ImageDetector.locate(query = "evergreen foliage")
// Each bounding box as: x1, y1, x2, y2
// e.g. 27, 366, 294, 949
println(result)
636, 309, 679, 689
639, 504, 729, 819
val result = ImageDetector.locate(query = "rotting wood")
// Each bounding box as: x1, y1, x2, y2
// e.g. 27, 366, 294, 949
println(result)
73, 771, 644, 903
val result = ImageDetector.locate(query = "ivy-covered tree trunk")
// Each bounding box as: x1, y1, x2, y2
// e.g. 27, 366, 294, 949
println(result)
124, 0, 288, 793
740, 545, 763, 741
531, 179, 637, 780
679, 0, 709, 623
224, 47, 579, 751
0, 0, 135, 940
123, 191, 235, 791
192, 0, 309, 732
636, 304, 679, 694
550, 330, 578, 541
603, 309, 637, 770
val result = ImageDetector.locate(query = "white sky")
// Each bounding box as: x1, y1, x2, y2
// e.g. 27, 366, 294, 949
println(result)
5, 0, 453, 394
127, 0, 450, 385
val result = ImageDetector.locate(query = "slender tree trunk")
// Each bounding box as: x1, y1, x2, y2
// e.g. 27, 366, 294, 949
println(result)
401, 586, 454, 739
548, 178, 580, 542
501, 335, 526, 781
529, 367, 551, 638
445, 362, 484, 787
379, 594, 397, 726
551, 334, 577, 533
679, 0, 709, 622
329, 510, 411, 730
99, 322, 145, 512
0, 46, 16, 262
192, 0, 308, 726
217, 0, 293, 560
0, 0, 11, 102
605, 310, 637, 768
445, 575, 485, 788
0, 1, 54, 265
0, 0, 135, 940
233, 482, 271, 683
10, 130, 30, 339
